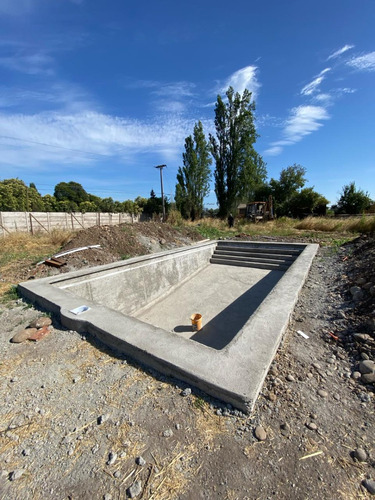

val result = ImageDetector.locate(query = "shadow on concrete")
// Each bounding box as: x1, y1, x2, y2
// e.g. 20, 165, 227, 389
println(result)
189, 270, 283, 350
174, 325, 193, 333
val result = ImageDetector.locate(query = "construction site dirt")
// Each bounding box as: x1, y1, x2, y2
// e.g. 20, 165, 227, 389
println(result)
0, 223, 374, 499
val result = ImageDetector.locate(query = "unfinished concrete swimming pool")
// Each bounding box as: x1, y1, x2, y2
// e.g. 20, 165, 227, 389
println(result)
18, 240, 319, 413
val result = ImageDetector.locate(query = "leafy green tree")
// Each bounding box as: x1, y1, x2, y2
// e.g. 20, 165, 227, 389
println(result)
289, 187, 329, 217
142, 190, 170, 218
269, 164, 307, 216
175, 121, 212, 220
122, 200, 143, 215
209, 87, 264, 217
56, 200, 79, 212
0, 178, 31, 211
240, 152, 267, 202
335, 182, 372, 214
28, 186, 45, 211
87, 194, 102, 211
42, 194, 58, 212
100, 197, 115, 213
79, 201, 99, 213
54, 181, 89, 205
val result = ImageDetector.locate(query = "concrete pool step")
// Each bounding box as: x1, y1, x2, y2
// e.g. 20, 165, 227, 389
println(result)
210, 255, 290, 270
215, 244, 302, 256
210, 242, 302, 270
213, 249, 297, 262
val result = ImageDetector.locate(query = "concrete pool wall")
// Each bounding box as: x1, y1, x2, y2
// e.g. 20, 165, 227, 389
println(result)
18, 240, 319, 413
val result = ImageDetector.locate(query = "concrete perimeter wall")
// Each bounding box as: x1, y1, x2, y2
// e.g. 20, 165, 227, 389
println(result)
54, 241, 216, 315
0, 211, 141, 236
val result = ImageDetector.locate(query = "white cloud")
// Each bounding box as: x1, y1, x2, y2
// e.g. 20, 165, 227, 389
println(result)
0, 110, 201, 168
347, 51, 375, 71
263, 146, 282, 156
0, 82, 96, 113
264, 105, 330, 156
153, 82, 195, 98
283, 105, 330, 141
0, 52, 54, 75
301, 68, 331, 96
313, 93, 332, 104
220, 66, 260, 99
327, 44, 354, 60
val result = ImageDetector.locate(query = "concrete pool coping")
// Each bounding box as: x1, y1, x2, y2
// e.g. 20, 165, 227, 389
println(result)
18, 239, 319, 413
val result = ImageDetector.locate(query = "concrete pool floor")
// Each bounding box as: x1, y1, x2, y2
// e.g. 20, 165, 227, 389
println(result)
135, 264, 284, 350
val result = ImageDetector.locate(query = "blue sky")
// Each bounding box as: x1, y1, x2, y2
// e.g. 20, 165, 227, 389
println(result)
0, 0, 374, 208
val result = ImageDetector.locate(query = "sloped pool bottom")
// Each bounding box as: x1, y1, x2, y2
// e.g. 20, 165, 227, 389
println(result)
134, 264, 284, 350
18, 240, 319, 413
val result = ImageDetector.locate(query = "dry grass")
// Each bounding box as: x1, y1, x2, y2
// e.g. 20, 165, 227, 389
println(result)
185, 215, 375, 241
0, 229, 74, 297
295, 215, 375, 233
0, 229, 73, 266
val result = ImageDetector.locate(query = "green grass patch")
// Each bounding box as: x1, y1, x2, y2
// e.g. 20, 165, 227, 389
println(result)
1, 285, 20, 303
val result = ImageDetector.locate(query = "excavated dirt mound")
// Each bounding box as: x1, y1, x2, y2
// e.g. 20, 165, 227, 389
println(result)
12, 222, 204, 282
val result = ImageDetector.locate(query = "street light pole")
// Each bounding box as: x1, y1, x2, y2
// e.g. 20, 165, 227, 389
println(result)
155, 164, 166, 222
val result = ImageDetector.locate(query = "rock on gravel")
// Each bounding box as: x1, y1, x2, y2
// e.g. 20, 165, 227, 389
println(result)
10, 328, 37, 343
255, 425, 267, 441
359, 360, 375, 375
135, 456, 146, 466
127, 480, 142, 498
353, 448, 367, 462
9, 469, 26, 481
29, 317, 52, 329
363, 479, 375, 495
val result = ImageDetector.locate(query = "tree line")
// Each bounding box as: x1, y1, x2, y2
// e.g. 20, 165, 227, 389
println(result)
175, 86, 373, 219
0, 179, 167, 217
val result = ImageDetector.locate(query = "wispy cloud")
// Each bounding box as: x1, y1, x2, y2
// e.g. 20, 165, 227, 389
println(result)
264, 105, 330, 156
152, 82, 195, 98
0, 110, 201, 168
0, 82, 96, 113
220, 66, 260, 99
301, 68, 331, 96
327, 44, 354, 60
283, 105, 330, 140
0, 52, 54, 76
347, 51, 375, 71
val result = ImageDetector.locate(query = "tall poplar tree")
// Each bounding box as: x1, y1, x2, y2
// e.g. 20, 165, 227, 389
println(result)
209, 86, 266, 217
175, 121, 212, 220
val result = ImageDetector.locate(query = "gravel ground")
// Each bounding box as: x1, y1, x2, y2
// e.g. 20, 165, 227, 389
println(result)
0, 232, 374, 499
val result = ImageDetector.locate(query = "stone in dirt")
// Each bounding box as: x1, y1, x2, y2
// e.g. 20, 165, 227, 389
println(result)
361, 372, 375, 384
9, 469, 26, 481
127, 480, 142, 498
163, 429, 173, 437
28, 326, 51, 341
29, 317, 52, 329
353, 448, 367, 462
363, 479, 375, 495
255, 425, 267, 441
135, 456, 146, 466
306, 422, 317, 431
181, 387, 191, 397
317, 389, 328, 398
107, 452, 117, 465
359, 360, 375, 375
10, 328, 37, 343
353, 333, 372, 343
